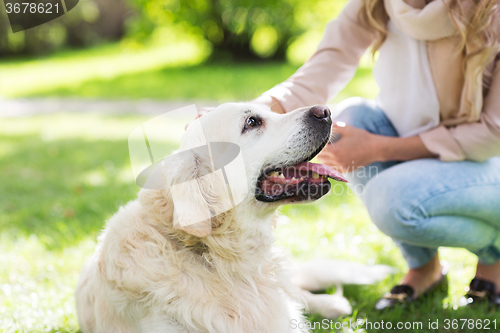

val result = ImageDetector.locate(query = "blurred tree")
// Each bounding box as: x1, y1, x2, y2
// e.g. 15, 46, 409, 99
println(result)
0, 0, 131, 57
0, 0, 348, 60
126, 0, 348, 60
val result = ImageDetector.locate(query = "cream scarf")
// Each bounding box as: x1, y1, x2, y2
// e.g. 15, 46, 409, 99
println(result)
385, 0, 486, 125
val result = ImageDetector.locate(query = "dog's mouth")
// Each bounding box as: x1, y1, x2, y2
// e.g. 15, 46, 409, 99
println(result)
255, 145, 348, 203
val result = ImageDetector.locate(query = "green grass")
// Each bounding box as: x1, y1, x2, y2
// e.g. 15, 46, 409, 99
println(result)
0, 42, 378, 102
0, 41, 211, 99
21, 62, 376, 103
0, 113, 497, 333
28, 61, 303, 101
0, 44, 496, 332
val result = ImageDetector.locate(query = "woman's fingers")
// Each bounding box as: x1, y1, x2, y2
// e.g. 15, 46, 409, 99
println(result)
330, 122, 350, 141
318, 148, 346, 173
318, 144, 340, 164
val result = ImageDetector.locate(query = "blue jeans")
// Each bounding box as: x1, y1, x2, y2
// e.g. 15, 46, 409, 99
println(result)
335, 97, 500, 269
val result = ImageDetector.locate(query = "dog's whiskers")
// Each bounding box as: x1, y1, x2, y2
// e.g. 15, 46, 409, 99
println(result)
329, 132, 342, 144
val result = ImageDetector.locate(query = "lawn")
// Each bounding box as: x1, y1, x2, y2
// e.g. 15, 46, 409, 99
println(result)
0, 113, 495, 333
0, 42, 377, 103
0, 46, 497, 332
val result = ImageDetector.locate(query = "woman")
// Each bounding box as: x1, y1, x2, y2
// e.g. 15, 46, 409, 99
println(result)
252, 0, 500, 309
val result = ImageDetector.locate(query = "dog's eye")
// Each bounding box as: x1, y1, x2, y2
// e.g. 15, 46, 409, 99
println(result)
245, 117, 258, 128
242, 115, 262, 134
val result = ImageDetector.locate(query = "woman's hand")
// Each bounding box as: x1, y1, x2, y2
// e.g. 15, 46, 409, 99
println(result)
318, 122, 381, 173
251, 95, 286, 114
318, 121, 437, 173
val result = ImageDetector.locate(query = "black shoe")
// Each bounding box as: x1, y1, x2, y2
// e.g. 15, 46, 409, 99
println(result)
375, 285, 416, 310
459, 278, 500, 307
375, 264, 448, 311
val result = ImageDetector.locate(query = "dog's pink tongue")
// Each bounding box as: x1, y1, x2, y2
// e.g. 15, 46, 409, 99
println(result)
295, 162, 348, 183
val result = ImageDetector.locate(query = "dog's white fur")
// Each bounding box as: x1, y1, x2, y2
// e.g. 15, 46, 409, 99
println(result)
76, 103, 392, 333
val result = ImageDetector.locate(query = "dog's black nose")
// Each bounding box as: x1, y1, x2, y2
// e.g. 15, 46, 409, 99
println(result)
309, 105, 331, 122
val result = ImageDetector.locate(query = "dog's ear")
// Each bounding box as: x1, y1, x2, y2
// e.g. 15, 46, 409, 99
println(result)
168, 147, 234, 238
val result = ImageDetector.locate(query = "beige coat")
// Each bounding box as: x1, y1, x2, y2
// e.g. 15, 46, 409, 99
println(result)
263, 0, 500, 162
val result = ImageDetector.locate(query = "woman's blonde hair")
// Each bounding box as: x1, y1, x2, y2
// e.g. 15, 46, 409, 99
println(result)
358, 0, 500, 74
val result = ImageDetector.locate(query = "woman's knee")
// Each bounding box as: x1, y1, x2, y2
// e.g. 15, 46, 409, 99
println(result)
363, 169, 423, 242
334, 97, 396, 136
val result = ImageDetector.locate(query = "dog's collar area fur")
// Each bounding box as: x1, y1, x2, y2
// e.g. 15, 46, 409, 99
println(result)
190, 242, 210, 258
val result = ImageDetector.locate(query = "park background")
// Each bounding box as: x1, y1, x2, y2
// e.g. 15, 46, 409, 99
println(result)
0, 0, 496, 332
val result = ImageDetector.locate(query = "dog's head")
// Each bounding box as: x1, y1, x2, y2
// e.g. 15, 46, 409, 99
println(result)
140, 103, 346, 238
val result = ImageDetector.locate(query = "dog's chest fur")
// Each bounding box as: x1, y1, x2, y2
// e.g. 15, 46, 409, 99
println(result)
93, 200, 302, 333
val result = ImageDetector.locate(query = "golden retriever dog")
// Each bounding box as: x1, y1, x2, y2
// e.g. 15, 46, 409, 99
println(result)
75, 103, 392, 333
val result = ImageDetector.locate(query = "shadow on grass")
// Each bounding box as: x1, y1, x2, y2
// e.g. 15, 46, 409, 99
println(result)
0, 132, 171, 250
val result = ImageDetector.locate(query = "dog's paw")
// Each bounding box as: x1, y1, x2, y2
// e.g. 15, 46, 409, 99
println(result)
308, 294, 352, 319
